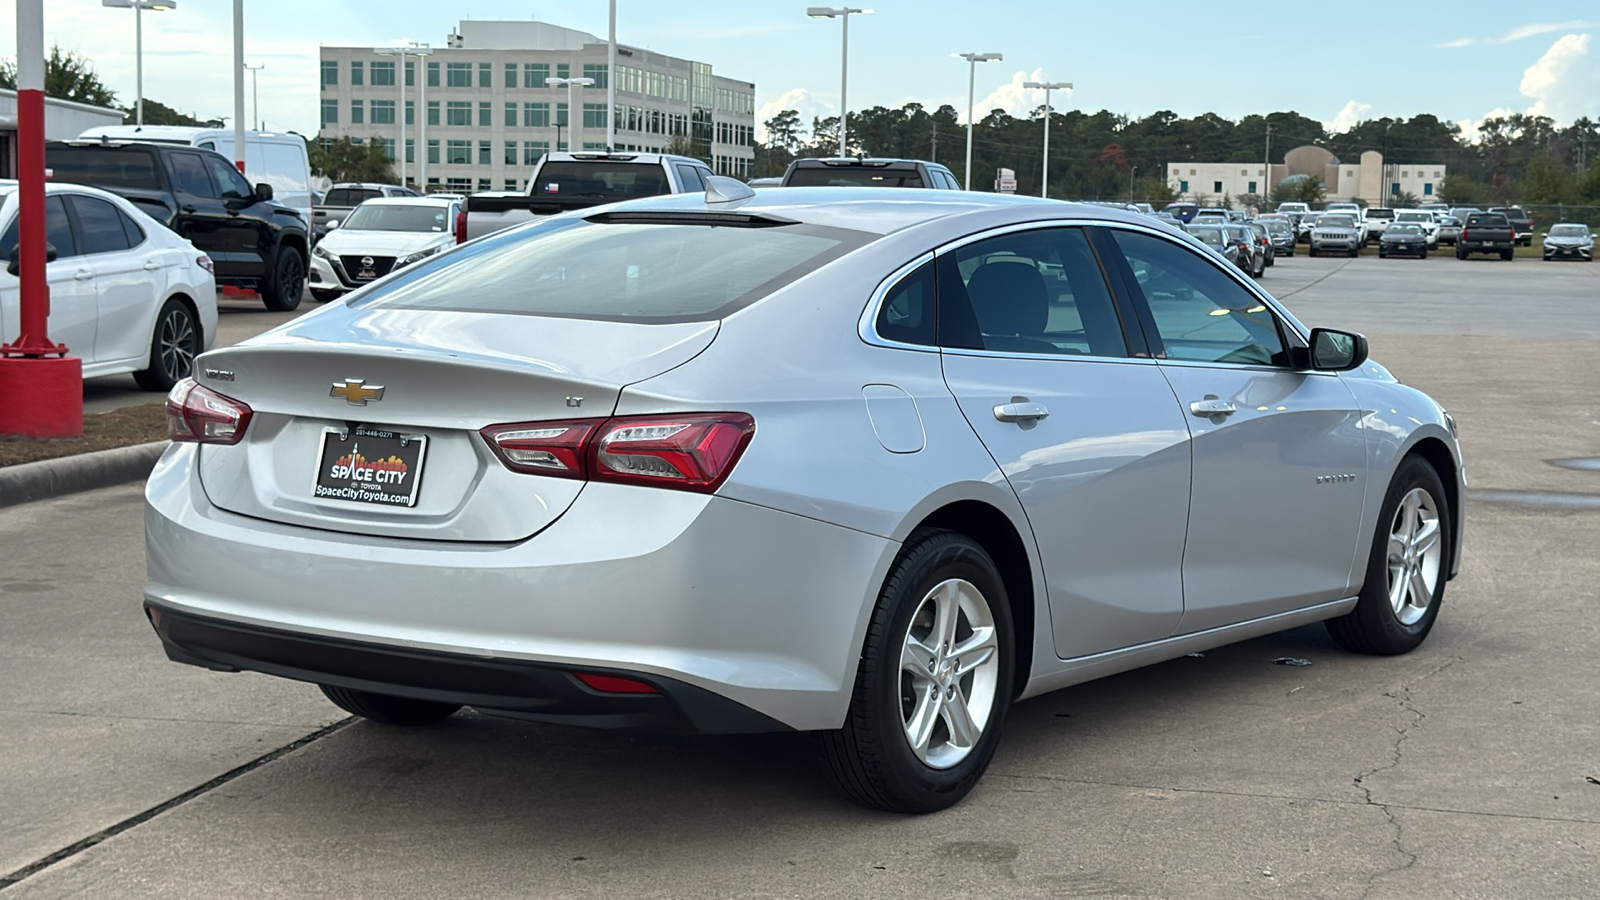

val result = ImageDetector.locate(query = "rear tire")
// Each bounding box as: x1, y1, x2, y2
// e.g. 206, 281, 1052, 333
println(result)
262, 246, 306, 312
1419, 249, 1427, 259
132, 297, 200, 392
1348, 247, 1358, 257
1325, 456, 1450, 656
822, 530, 1014, 814
1456, 248, 1467, 260
1501, 250, 1513, 261
320, 685, 461, 726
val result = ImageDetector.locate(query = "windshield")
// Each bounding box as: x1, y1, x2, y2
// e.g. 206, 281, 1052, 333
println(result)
785, 165, 927, 187
1549, 224, 1589, 237
341, 204, 450, 232
1185, 225, 1226, 246
1396, 212, 1430, 222
1387, 224, 1423, 235
1319, 216, 1355, 228
530, 162, 671, 201
1261, 220, 1290, 234
360, 217, 875, 323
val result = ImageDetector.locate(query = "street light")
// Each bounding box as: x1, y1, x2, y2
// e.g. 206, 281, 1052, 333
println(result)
546, 76, 595, 152
953, 52, 1001, 191
410, 43, 433, 189
377, 45, 429, 188
243, 63, 264, 129
101, 0, 177, 128
807, 7, 871, 158
1021, 79, 1070, 198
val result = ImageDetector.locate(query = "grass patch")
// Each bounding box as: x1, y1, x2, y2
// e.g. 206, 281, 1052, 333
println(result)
0, 404, 167, 467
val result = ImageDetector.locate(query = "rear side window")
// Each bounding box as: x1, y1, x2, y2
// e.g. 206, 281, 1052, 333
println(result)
361, 218, 875, 323
530, 162, 670, 201
875, 261, 935, 346
786, 165, 927, 188
44, 147, 162, 191
168, 153, 216, 198
67, 195, 133, 254
674, 164, 705, 193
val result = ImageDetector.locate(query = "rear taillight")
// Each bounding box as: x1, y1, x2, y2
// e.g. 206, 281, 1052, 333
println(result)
482, 413, 756, 493
454, 210, 467, 244
165, 378, 252, 444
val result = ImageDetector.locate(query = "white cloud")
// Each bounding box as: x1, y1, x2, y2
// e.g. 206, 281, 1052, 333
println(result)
968, 68, 1048, 122
1520, 33, 1600, 121
755, 87, 835, 141
1438, 19, 1600, 48
1455, 108, 1516, 144
1324, 100, 1372, 133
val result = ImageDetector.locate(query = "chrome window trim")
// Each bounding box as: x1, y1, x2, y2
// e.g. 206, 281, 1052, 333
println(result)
857, 251, 938, 353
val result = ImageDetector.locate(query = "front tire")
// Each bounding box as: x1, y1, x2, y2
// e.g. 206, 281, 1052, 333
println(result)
1501, 250, 1514, 261
310, 288, 343, 303
822, 530, 1014, 814
1326, 456, 1450, 656
262, 246, 306, 312
320, 685, 461, 726
132, 297, 200, 392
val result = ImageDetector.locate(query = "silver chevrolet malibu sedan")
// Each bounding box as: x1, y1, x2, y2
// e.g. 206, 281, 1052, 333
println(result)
146, 183, 1464, 813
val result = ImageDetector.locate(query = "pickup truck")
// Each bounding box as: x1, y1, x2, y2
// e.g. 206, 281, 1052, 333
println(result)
460, 152, 713, 242
1488, 206, 1534, 245
1456, 212, 1516, 260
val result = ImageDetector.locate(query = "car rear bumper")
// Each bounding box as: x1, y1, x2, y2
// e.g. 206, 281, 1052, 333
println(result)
1460, 241, 1513, 252
143, 444, 893, 733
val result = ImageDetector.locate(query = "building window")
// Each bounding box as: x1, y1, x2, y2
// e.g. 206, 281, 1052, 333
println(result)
320, 98, 338, 125
371, 61, 395, 86
523, 63, 549, 88
1179, 180, 1188, 192
523, 140, 548, 166
446, 140, 471, 164
446, 62, 471, 88
447, 177, 472, 191
1391, 183, 1400, 196
406, 100, 414, 126
504, 141, 518, 165
556, 102, 568, 127
405, 139, 414, 164
320, 60, 337, 87
504, 179, 518, 191
371, 100, 396, 125
478, 178, 491, 192
428, 61, 440, 87
1424, 183, 1434, 196
427, 101, 440, 126
351, 60, 364, 86
478, 102, 492, 127
1248, 181, 1256, 193
446, 101, 471, 126
1189, 168, 1196, 176
374, 138, 395, 159
478, 62, 492, 88
478, 140, 491, 166
428, 139, 440, 164
405, 61, 414, 87
556, 63, 570, 80
505, 62, 518, 88
504, 103, 518, 127
582, 64, 609, 88
350, 99, 364, 124
523, 102, 549, 128
582, 103, 607, 129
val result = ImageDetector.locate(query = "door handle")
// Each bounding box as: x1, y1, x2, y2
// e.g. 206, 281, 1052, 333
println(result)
73, 270, 95, 281
993, 401, 1050, 423
181, 205, 197, 213
144, 260, 163, 270
1189, 397, 1237, 417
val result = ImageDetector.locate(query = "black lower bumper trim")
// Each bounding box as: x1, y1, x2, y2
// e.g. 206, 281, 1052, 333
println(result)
145, 602, 792, 735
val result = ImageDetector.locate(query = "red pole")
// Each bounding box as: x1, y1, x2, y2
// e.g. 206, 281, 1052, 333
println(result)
0, 0, 83, 438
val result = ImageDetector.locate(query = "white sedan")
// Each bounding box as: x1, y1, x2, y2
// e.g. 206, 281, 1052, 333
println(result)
0, 182, 217, 391
309, 196, 462, 302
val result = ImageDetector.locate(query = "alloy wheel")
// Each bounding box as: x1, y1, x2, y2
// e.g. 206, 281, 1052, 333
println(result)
899, 578, 1000, 769
158, 307, 198, 383
1387, 487, 1442, 625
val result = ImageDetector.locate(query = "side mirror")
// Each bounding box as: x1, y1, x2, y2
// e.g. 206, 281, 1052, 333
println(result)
1308, 327, 1369, 372
325, 219, 340, 230
254, 183, 274, 202
6, 243, 59, 277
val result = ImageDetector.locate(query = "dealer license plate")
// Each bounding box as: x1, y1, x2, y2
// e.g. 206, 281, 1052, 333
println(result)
313, 425, 427, 507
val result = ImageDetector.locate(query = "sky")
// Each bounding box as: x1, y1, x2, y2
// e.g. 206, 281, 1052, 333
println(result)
3, 1, 1598, 148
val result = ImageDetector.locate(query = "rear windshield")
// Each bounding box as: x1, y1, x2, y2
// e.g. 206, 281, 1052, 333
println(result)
530, 162, 670, 201
786, 166, 927, 188
45, 147, 161, 191
1185, 225, 1226, 246
359, 217, 875, 323
1467, 214, 1508, 227
325, 188, 382, 206
341, 204, 449, 232
1366, 209, 1394, 219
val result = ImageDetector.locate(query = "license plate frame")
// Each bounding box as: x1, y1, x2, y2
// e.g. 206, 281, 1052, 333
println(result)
313, 425, 428, 508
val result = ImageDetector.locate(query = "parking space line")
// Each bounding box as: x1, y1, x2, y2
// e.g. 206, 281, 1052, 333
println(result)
1274, 258, 1357, 300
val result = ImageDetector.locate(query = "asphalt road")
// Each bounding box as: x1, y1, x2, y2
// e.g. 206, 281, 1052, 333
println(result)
5, 254, 1599, 897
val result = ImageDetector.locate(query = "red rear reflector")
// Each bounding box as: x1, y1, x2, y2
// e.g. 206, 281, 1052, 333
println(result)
455, 210, 467, 244
165, 378, 253, 444
573, 672, 659, 694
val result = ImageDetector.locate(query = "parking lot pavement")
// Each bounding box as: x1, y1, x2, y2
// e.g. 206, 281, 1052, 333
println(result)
82, 292, 320, 415
4, 258, 1598, 897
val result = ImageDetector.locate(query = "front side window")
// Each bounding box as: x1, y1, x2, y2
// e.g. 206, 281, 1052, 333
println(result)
168, 153, 216, 198
1107, 229, 1287, 367
203, 156, 253, 200
936, 227, 1128, 358
1, 195, 79, 260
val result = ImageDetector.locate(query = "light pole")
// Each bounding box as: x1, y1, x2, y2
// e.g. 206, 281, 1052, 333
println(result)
1022, 79, 1070, 198
606, 0, 617, 151
231, 0, 243, 172
953, 52, 1001, 191
411, 43, 432, 189
807, 7, 872, 158
546, 76, 595, 151
243, 63, 263, 129
101, 0, 177, 128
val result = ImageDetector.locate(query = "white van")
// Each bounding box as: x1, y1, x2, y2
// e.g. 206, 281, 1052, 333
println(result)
75, 126, 313, 225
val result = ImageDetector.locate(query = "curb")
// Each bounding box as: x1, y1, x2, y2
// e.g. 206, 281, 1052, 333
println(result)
0, 441, 170, 510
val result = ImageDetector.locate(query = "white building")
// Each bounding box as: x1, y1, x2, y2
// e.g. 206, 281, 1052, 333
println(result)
1167, 147, 1447, 208
0, 89, 123, 177
319, 19, 756, 193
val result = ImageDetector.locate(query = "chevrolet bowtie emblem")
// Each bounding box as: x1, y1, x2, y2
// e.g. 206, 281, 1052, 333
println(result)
330, 379, 385, 405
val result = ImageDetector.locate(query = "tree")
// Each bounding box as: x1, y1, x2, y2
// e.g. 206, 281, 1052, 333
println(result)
0, 46, 118, 107
308, 136, 396, 184
122, 99, 217, 127
763, 109, 803, 154
1271, 174, 1325, 207
662, 134, 706, 164
1520, 153, 1571, 204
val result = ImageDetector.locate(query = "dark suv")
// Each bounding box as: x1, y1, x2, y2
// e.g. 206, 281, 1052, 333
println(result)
45, 140, 310, 311
781, 157, 963, 189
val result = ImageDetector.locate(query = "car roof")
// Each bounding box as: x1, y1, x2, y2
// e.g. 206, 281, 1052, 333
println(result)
356, 196, 458, 207
331, 182, 407, 190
